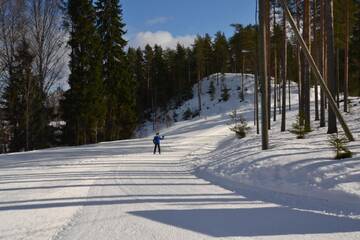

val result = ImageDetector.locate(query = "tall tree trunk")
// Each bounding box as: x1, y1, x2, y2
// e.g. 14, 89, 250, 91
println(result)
255, 0, 260, 134
288, 71, 291, 110
320, 0, 326, 127
266, 0, 271, 129
255, 70, 260, 134
344, 0, 349, 112
281, 8, 287, 132
296, 0, 302, 116
336, 48, 340, 108
25, 82, 30, 151
314, 0, 319, 121
303, 0, 311, 131
241, 54, 245, 101
259, 0, 269, 150
326, 0, 338, 134
273, 2, 277, 122
273, 51, 277, 121
197, 71, 202, 114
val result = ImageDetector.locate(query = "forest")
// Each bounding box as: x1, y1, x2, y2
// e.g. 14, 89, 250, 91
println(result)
0, 0, 359, 152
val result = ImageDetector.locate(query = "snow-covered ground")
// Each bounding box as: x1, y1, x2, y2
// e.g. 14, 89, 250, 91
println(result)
1, 73, 360, 239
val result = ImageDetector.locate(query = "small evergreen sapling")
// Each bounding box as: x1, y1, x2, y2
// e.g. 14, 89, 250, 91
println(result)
228, 110, 250, 138
183, 108, 193, 120
221, 84, 230, 102
290, 114, 307, 139
328, 134, 353, 159
207, 81, 216, 101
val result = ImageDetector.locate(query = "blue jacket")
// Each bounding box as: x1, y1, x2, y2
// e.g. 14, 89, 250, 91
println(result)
153, 135, 164, 144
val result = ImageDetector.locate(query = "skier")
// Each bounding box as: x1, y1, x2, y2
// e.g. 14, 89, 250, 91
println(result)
153, 132, 164, 154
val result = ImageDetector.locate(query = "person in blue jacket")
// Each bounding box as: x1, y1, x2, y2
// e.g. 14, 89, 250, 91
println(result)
153, 132, 164, 154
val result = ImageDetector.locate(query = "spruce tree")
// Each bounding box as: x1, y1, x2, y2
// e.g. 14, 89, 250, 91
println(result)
128, 47, 147, 121
62, 0, 105, 145
203, 34, 214, 77
96, 0, 136, 140
152, 45, 167, 108
174, 44, 189, 103
213, 32, 230, 77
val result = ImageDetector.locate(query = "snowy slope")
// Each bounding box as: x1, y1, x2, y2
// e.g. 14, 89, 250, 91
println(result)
0, 73, 360, 239
146, 73, 360, 208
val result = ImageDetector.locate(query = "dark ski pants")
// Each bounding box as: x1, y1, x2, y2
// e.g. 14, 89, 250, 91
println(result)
153, 144, 161, 154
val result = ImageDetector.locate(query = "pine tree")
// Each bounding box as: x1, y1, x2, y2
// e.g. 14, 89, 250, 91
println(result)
175, 44, 191, 103
62, 0, 105, 145
143, 44, 154, 111
213, 32, 229, 81
229, 24, 243, 73
194, 36, 206, 113
203, 34, 214, 77
96, 0, 136, 140
152, 45, 167, 108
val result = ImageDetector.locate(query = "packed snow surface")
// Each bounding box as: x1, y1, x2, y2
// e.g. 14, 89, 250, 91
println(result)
1, 73, 360, 239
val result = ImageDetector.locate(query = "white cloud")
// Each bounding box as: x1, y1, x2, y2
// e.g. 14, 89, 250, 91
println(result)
129, 31, 195, 49
146, 16, 172, 26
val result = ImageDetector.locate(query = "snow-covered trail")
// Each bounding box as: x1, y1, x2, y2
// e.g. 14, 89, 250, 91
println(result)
1, 117, 360, 240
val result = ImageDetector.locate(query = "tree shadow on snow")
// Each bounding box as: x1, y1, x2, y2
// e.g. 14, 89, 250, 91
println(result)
130, 207, 360, 237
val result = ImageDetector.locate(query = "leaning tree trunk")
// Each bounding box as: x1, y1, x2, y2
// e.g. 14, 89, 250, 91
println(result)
279, 0, 354, 141
326, 0, 338, 134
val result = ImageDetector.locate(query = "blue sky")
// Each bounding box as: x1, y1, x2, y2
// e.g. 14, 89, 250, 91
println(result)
121, 0, 256, 48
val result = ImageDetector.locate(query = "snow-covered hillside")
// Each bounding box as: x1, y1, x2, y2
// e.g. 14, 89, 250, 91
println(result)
143, 74, 360, 208
142, 72, 360, 214
0, 73, 360, 240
